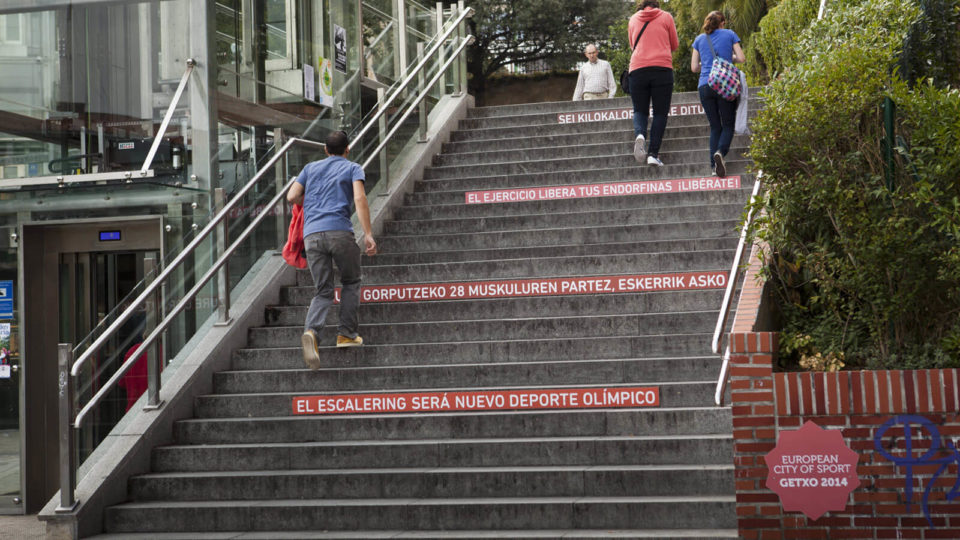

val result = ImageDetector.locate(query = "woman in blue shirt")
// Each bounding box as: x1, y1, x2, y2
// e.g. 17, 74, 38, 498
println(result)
691, 11, 745, 177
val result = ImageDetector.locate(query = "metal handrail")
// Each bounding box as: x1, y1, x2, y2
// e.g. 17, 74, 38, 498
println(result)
350, 5, 473, 145
361, 35, 474, 169
71, 137, 323, 425
58, 7, 474, 509
713, 172, 763, 406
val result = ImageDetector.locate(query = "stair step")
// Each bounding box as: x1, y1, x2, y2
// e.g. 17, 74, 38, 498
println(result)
272, 289, 725, 322
401, 181, 753, 212
442, 131, 750, 155
384, 203, 746, 235
174, 407, 733, 445
433, 137, 749, 165
297, 253, 733, 287
249, 310, 719, 348
413, 162, 752, 192
152, 435, 734, 473
222, 357, 720, 394
450, 112, 758, 142
104, 496, 737, 533
128, 464, 735, 502
456, 106, 759, 131
202, 380, 717, 416
361, 238, 737, 266
233, 333, 716, 368
376, 220, 739, 253
88, 528, 740, 539
423, 150, 748, 180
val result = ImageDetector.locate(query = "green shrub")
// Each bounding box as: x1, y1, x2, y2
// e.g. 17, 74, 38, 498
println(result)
749, 0, 819, 82
751, 0, 960, 370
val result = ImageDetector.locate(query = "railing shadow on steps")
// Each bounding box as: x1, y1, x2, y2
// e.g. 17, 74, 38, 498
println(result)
51, 8, 475, 518
713, 171, 763, 407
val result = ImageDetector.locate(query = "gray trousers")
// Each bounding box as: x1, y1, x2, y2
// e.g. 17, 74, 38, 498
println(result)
304, 230, 362, 339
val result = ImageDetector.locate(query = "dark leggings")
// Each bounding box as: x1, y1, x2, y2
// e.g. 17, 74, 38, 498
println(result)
629, 68, 674, 158
698, 84, 738, 167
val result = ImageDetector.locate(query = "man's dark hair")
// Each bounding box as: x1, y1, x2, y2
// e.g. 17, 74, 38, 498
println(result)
640, 0, 659, 8
325, 130, 349, 156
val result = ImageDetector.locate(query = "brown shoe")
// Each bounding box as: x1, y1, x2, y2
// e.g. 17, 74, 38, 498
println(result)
336, 334, 363, 348
301, 330, 321, 369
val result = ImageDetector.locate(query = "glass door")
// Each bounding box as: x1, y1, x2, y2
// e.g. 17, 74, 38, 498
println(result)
0, 247, 20, 513
59, 251, 158, 463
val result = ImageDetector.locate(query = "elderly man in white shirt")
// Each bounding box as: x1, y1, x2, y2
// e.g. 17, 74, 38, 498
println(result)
572, 44, 616, 101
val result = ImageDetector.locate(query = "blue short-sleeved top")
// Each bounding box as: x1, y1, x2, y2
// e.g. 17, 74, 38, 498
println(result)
296, 155, 365, 237
692, 29, 741, 88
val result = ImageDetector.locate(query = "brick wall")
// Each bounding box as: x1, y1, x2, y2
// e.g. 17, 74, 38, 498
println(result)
731, 334, 960, 539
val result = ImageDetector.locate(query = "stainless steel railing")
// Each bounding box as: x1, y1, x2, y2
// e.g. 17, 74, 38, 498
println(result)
55, 10, 474, 512
713, 173, 763, 407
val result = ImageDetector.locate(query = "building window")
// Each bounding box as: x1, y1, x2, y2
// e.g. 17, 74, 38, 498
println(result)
0, 15, 23, 44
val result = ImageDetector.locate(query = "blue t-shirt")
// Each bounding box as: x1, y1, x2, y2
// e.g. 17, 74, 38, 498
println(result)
296, 155, 365, 236
692, 29, 741, 88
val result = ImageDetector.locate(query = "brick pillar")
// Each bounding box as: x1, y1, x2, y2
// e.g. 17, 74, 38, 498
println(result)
729, 332, 780, 538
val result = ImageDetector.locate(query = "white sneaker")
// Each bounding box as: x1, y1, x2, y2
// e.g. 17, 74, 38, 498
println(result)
713, 152, 726, 177
301, 330, 321, 370
633, 134, 646, 163
646, 155, 664, 167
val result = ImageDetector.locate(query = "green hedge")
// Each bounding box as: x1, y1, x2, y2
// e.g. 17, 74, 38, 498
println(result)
751, 0, 960, 370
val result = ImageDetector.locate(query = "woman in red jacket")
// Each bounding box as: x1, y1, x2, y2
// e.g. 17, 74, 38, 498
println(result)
627, 0, 679, 166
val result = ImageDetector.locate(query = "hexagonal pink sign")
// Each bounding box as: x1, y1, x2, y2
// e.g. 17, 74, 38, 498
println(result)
765, 420, 860, 520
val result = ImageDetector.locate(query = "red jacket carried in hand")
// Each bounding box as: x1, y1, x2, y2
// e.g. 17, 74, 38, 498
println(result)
282, 204, 307, 269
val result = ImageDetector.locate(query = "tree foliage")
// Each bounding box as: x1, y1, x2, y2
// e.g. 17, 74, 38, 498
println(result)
465, 0, 631, 95
750, 0, 960, 370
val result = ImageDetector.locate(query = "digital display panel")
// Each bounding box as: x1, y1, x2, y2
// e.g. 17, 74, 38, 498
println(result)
99, 230, 121, 241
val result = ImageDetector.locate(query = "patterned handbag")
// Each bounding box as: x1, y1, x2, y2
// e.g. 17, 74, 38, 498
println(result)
705, 34, 741, 101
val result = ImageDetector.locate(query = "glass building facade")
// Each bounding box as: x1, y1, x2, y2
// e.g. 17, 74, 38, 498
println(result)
0, 0, 453, 514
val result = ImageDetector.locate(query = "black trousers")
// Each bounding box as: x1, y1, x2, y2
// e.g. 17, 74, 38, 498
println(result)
628, 68, 674, 158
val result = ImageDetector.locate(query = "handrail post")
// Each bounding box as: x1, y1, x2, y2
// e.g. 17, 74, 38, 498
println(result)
377, 88, 390, 188
436, 2, 447, 93
456, 1, 467, 96
214, 188, 232, 325
417, 42, 428, 142
56, 343, 78, 512
275, 128, 288, 251
144, 255, 164, 410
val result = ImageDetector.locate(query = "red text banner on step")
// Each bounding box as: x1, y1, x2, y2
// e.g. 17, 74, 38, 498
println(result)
465, 175, 741, 205
293, 386, 660, 415
556, 104, 705, 124
334, 271, 728, 303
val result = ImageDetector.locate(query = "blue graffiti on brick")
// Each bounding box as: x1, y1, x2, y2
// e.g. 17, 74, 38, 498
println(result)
874, 415, 960, 528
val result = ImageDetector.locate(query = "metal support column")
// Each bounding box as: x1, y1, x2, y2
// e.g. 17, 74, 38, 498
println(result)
214, 188, 232, 325
55, 344, 77, 512
144, 255, 164, 410
417, 42, 428, 142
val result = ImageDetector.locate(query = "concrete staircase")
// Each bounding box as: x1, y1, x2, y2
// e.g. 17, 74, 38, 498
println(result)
91, 92, 757, 538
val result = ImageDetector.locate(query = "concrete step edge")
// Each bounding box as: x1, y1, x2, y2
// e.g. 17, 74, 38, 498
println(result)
133, 463, 735, 482
236, 332, 714, 353
204, 379, 718, 397
87, 529, 740, 539
110, 494, 738, 509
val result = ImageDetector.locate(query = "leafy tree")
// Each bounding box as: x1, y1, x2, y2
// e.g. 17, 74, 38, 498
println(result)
465, 0, 631, 96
